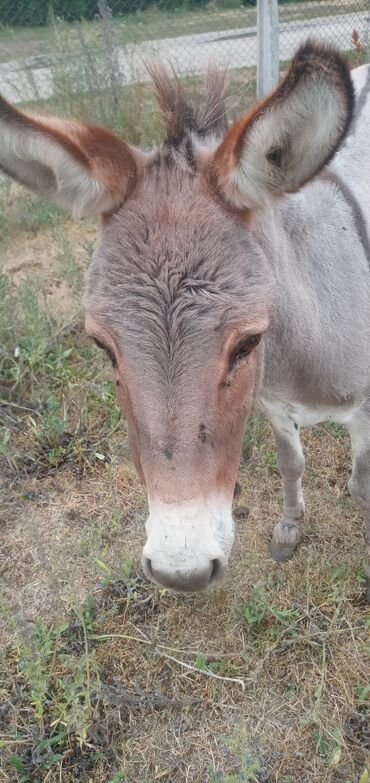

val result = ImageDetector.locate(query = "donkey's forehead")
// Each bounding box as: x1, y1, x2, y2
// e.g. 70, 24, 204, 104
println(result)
97, 161, 259, 278
85, 159, 273, 347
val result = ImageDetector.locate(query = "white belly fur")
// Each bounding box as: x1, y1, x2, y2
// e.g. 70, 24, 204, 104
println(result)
260, 394, 361, 427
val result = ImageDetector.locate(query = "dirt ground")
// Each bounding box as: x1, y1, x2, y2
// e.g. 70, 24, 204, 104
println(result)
0, 186, 369, 783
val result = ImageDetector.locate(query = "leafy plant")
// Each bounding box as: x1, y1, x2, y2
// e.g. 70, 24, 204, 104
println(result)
240, 586, 268, 626
211, 729, 261, 782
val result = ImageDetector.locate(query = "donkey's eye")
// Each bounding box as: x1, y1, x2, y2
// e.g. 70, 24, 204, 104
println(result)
229, 334, 261, 370
92, 336, 117, 368
266, 146, 283, 167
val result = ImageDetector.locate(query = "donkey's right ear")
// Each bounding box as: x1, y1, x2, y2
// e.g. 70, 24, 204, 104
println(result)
211, 41, 354, 210
0, 96, 139, 218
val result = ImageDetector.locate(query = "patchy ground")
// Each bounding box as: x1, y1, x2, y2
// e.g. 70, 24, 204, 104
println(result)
0, 184, 369, 783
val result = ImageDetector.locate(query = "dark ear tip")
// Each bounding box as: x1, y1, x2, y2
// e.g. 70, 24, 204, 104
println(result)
292, 38, 350, 77
0, 93, 16, 119
290, 37, 354, 119
292, 38, 321, 61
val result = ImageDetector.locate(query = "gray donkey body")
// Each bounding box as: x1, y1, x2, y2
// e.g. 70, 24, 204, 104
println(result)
0, 42, 369, 596
260, 65, 370, 589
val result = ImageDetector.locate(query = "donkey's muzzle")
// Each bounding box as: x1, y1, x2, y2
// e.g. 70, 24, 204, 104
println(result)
142, 496, 234, 592
142, 555, 224, 592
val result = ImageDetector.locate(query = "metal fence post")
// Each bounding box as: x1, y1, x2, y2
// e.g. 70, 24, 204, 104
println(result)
257, 0, 279, 98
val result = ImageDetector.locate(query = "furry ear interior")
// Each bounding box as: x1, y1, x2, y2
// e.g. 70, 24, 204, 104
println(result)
0, 96, 138, 218
211, 40, 354, 209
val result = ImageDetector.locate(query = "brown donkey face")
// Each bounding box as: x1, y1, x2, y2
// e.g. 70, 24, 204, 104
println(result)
85, 173, 272, 591
83, 41, 353, 591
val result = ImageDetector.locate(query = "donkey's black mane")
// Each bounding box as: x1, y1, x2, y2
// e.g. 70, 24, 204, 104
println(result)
147, 64, 229, 147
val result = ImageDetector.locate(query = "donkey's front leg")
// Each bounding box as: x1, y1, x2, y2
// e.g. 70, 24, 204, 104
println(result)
347, 407, 370, 602
267, 412, 305, 562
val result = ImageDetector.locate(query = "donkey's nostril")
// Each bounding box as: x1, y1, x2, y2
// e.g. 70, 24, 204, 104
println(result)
143, 557, 153, 579
210, 558, 222, 583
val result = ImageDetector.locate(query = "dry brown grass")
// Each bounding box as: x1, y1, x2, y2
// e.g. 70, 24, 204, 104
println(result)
2, 423, 369, 782
0, 187, 369, 783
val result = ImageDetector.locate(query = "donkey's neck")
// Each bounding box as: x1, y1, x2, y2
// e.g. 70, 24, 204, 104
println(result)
257, 173, 370, 410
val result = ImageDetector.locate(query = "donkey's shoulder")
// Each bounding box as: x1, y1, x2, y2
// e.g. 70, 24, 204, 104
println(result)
351, 63, 370, 95
331, 63, 370, 198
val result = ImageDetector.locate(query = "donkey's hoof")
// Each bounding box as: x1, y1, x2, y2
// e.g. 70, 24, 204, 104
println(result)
269, 540, 297, 563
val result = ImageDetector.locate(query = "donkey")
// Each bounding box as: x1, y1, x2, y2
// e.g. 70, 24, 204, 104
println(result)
1, 41, 370, 597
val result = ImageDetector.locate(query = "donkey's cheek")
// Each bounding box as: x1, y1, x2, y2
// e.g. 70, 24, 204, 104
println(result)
127, 425, 145, 484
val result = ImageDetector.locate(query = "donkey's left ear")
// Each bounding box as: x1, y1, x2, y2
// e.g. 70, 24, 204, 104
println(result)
0, 96, 139, 218
211, 41, 354, 209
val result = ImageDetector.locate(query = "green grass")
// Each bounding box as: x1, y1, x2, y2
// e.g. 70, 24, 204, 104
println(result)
2, 549, 368, 780
0, 189, 123, 483
2, 594, 102, 781
0, 186, 63, 246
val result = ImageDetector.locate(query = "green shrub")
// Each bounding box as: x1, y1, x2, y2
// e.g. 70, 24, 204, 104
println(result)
0, 0, 322, 28
53, 0, 97, 22
0, 0, 50, 27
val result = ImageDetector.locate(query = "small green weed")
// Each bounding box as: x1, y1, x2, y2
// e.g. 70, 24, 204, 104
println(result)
357, 684, 370, 705
326, 561, 352, 601
240, 584, 301, 638
211, 729, 261, 782
240, 586, 268, 627
10, 754, 34, 783
195, 652, 207, 671
312, 725, 343, 768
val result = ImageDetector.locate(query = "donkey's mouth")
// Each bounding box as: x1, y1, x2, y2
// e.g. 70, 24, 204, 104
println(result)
142, 554, 226, 592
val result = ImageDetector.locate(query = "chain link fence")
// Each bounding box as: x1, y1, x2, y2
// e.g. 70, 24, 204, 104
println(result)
0, 1, 368, 140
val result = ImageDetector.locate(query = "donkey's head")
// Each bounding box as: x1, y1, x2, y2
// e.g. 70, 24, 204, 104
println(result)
0, 42, 353, 591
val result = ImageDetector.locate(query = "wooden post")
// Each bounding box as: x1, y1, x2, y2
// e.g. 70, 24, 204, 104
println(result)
257, 0, 279, 98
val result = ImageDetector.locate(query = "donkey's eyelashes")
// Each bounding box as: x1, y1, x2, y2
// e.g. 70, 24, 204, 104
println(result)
229, 334, 261, 371
91, 336, 117, 368
92, 336, 105, 351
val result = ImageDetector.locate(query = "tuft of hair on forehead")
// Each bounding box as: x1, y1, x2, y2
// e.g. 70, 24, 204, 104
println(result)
146, 62, 229, 147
